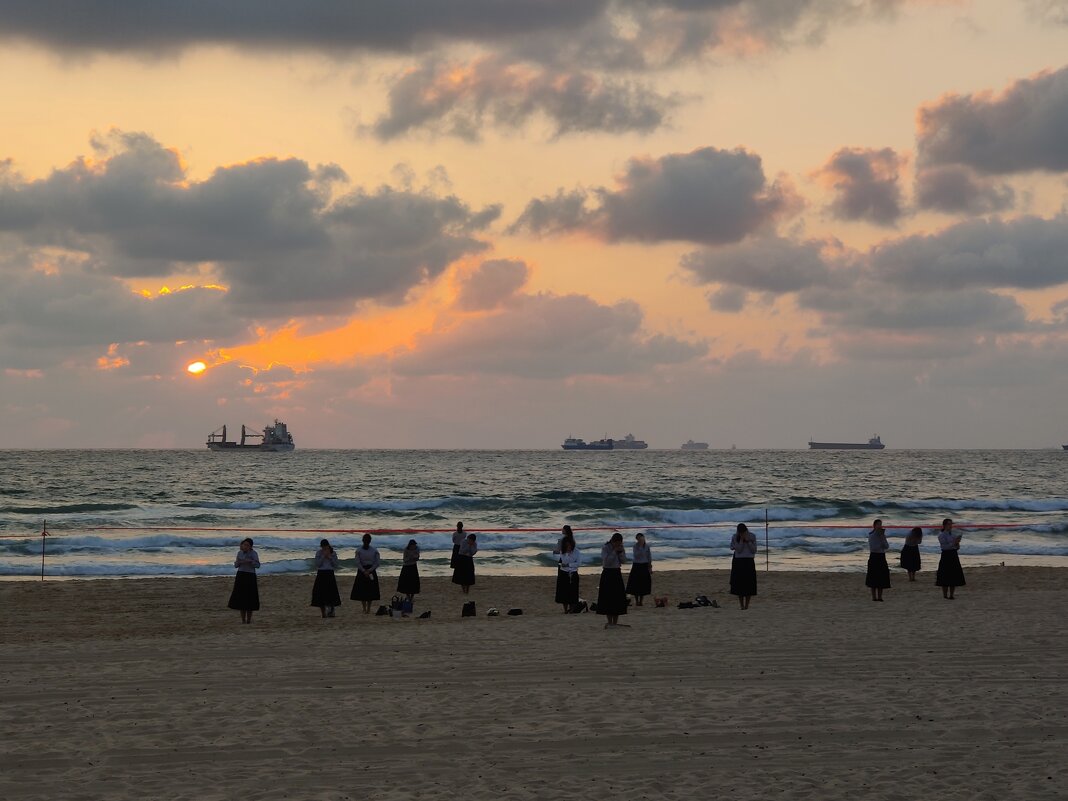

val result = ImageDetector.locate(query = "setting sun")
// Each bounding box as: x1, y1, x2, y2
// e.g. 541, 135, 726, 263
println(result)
186, 361, 207, 375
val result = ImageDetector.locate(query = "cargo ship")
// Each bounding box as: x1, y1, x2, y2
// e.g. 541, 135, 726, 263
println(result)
207, 421, 295, 452
808, 435, 884, 450
562, 434, 648, 450
680, 440, 709, 450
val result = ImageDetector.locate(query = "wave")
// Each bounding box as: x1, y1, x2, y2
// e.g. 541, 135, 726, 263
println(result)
622, 506, 842, 526
867, 498, 1068, 513
0, 502, 140, 515
179, 501, 267, 510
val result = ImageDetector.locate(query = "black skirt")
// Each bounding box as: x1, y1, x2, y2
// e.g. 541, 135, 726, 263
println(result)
351, 570, 381, 601
730, 557, 757, 597
865, 552, 891, 589
397, 564, 421, 595
555, 569, 579, 605
936, 550, 966, 588
452, 554, 476, 586
228, 571, 260, 611
450, 543, 460, 569
596, 568, 628, 616
311, 569, 341, 607
899, 544, 921, 572
625, 562, 652, 596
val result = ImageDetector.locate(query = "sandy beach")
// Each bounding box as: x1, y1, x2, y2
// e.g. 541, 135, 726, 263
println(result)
1, 566, 1065, 800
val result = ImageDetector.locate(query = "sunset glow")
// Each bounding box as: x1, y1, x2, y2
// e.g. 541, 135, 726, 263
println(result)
1, 4, 1067, 448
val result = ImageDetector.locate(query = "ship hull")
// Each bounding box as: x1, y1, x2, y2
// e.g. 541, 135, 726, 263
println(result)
207, 442, 294, 452
808, 442, 884, 450
562, 443, 613, 450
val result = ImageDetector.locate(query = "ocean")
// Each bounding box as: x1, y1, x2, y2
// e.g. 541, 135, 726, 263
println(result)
2, 449, 1067, 579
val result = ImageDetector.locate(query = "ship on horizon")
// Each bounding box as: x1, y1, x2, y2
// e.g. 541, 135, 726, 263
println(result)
680, 439, 709, 450
207, 421, 295, 452
808, 435, 885, 450
562, 434, 648, 450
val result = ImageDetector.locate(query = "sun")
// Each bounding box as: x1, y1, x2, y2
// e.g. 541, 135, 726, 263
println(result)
186, 361, 207, 375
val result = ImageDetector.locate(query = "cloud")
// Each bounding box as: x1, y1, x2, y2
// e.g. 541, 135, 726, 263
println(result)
371, 57, 680, 140
813, 147, 904, 226
0, 1, 609, 54
453, 259, 530, 311
511, 146, 798, 244
0, 256, 243, 368
706, 285, 747, 312
396, 292, 707, 378
0, 131, 500, 313
914, 165, 1015, 215
871, 214, 1068, 291
681, 236, 836, 293
917, 64, 1068, 174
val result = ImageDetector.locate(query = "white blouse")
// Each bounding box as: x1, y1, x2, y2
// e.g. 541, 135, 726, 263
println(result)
868, 529, 889, 554
356, 546, 381, 571
730, 534, 757, 559
558, 549, 581, 573
938, 529, 961, 551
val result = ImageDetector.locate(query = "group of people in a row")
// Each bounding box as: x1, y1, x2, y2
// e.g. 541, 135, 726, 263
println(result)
865, 517, 966, 601
226, 517, 966, 623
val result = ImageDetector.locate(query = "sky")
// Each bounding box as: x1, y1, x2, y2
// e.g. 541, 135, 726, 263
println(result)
2, 0, 1068, 449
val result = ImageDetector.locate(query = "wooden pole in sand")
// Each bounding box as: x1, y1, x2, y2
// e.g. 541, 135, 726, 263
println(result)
764, 509, 769, 572
40, 520, 47, 581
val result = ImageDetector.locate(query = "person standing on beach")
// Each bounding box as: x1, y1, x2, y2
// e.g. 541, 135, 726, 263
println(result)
555, 536, 581, 613
311, 539, 341, 618
396, 539, 421, 602
729, 523, 758, 609
866, 519, 891, 602
351, 534, 381, 613
597, 532, 629, 628
452, 532, 478, 594
625, 532, 653, 606
900, 527, 923, 582
450, 522, 465, 569
936, 518, 966, 600
227, 537, 260, 624
553, 525, 576, 610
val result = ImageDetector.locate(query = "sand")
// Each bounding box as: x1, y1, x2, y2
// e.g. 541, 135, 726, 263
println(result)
1, 566, 1065, 800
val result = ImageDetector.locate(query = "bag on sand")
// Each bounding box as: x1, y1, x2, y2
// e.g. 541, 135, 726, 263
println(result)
391, 594, 404, 612
401, 599, 414, 614
418, 610, 432, 619
677, 601, 695, 609
570, 601, 589, 614
506, 608, 523, 616
461, 601, 476, 618
375, 604, 389, 616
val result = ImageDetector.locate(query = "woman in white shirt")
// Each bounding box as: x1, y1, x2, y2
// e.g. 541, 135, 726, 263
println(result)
452, 532, 478, 594
596, 532, 629, 628
899, 526, 923, 582
396, 539, 421, 602
729, 523, 757, 609
350, 533, 382, 613
555, 536, 581, 613
311, 538, 341, 618
227, 537, 261, 624
865, 519, 891, 602
625, 532, 653, 606
935, 518, 965, 599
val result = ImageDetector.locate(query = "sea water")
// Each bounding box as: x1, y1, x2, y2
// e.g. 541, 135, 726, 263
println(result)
1, 449, 1067, 578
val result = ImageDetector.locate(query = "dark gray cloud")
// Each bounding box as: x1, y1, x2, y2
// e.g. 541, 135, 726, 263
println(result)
914, 165, 1015, 215
871, 214, 1068, 291
454, 259, 530, 311
0, 251, 244, 368
814, 147, 904, 226
0, 1, 905, 72
396, 292, 707, 378
0, 1, 609, 53
706, 285, 747, 312
681, 236, 835, 293
0, 131, 500, 313
371, 57, 680, 140
917, 64, 1068, 174
802, 285, 1029, 333
512, 146, 798, 244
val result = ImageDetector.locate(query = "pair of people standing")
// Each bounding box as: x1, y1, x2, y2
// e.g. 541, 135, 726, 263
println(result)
451, 521, 478, 594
